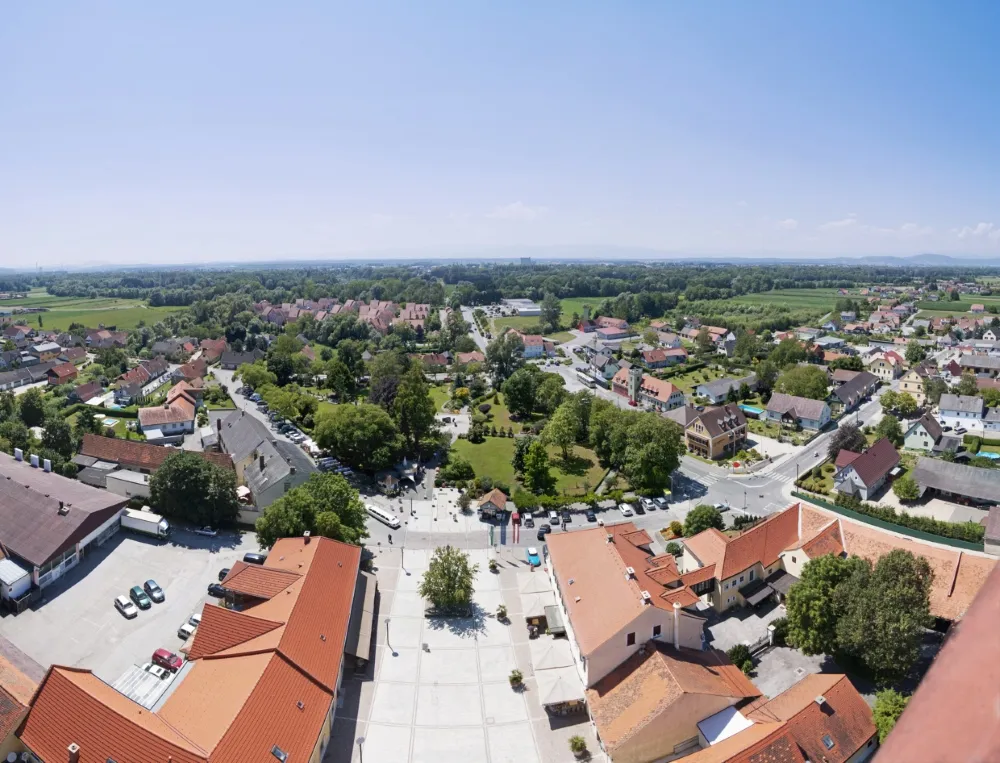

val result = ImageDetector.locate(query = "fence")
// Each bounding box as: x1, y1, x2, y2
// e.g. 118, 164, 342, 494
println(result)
791, 491, 985, 552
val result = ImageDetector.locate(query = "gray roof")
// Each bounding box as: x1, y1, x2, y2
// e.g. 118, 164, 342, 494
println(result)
960, 354, 1000, 371
221, 348, 265, 367
697, 374, 756, 398
766, 392, 829, 421
218, 410, 273, 463
906, 414, 943, 442
833, 371, 879, 405
911, 457, 1000, 503
939, 394, 984, 415
244, 439, 315, 499
812, 336, 843, 347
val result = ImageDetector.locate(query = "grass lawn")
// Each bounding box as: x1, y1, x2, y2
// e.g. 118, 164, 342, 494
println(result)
429, 385, 452, 411
731, 288, 844, 312
980, 444, 1000, 454
16, 301, 183, 332
450, 436, 606, 496
479, 392, 543, 432
316, 401, 339, 419
545, 331, 575, 343
668, 366, 727, 394
492, 315, 541, 333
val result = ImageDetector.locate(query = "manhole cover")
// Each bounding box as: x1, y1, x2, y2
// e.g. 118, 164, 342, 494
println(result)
795, 667, 805, 676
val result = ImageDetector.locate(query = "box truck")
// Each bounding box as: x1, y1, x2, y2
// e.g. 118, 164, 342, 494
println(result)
121, 508, 170, 540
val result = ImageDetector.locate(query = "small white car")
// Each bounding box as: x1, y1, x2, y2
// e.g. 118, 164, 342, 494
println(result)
177, 621, 196, 640
115, 595, 138, 619
189, 612, 202, 628
641, 498, 656, 512
548, 510, 560, 524
141, 662, 169, 680
618, 503, 634, 517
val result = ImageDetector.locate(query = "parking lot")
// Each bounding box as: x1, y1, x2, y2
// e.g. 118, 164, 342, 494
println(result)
0, 527, 260, 683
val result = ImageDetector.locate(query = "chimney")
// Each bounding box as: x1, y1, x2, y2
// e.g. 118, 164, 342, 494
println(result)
290, 466, 296, 475
814, 695, 827, 707
259, 454, 265, 471
304, 530, 311, 544
67, 742, 81, 763
217, 417, 222, 432
44, 458, 52, 472
672, 602, 681, 650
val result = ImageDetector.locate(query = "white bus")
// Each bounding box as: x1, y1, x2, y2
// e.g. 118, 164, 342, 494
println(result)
366, 504, 401, 529
576, 370, 596, 388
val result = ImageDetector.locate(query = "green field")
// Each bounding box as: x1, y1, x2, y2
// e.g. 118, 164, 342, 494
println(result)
451, 437, 606, 495
731, 288, 845, 311
2, 290, 183, 331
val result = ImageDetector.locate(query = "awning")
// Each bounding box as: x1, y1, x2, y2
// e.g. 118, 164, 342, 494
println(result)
535, 666, 585, 706
518, 572, 553, 596
543, 604, 566, 635
765, 569, 798, 597
529, 638, 574, 670
345, 571, 377, 661
522, 591, 556, 619
739, 578, 772, 607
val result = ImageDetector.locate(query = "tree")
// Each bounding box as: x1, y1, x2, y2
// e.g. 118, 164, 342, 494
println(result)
827, 422, 866, 461
923, 377, 948, 407
879, 390, 899, 412
534, 374, 567, 415
684, 505, 724, 536
522, 440, 552, 493
0, 390, 16, 421
755, 360, 778, 394
543, 401, 580, 459
393, 365, 437, 452
74, 406, 103, 437
485, 332, 524, 385
539, 292, 561, 333
950, 288, 960, 301
956, 373, 979, 397
892, 474, 919, 502
775, 365, 830, 400
19, 387, 46, 428
836, 550, 933, 683
905, 340, 926, 365
895, 392, 918, 418
314, 404, 401, 472
41, 415, 73, 459
369, 375, 399, 409
502, 368, 538, 418
418, 545, 478, 612
696, 327, 714, 353
770, 338, 807, 368
149, 451, 240, 527
622, 416, 683, 493
325, 358, 357, 401
875, 414, 903, 446
512, 435, 536, 474
829, 355, 864, 372
733, 331, 759, 362
873, 689, 910, 743
266, 354, 295, 386
785, 554, 867, 656
983, 387, 1000, 409
255, 473, 368, 548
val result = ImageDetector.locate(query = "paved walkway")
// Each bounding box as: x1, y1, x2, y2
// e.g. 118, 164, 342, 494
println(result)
328, 547, 603, 763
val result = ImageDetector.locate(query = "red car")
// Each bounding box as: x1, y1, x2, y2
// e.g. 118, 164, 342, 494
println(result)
152, 648, 183, 672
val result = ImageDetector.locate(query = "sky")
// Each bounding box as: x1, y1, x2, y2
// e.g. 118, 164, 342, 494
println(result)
4, 2, 1000, 267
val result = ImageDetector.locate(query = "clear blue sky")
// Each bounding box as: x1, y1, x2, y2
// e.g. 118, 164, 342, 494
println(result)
4, 2, 1000, 266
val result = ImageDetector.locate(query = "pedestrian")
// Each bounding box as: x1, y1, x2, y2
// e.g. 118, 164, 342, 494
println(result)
388, 534, 393, 545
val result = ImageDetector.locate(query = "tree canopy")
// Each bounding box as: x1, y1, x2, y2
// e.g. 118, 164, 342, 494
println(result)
684, 505, 724, 536
313, 403, 401, 472
827, 422, 866, 461
485, 332, 524, 385
775, 364, 830, 400
418, 545, 479, 612
149, 451, 240, 527
255, 473, 368, 548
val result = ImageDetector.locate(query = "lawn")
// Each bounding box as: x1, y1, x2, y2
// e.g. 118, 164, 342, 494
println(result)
731, 288, 845, 312
450, 436, 607, 496
429, 384, 452, 411
8, 291, 184, 332
668, 366, 727, 394
492, 315, 541, 333
545, 331, 575, 343
478, 392, 543, 432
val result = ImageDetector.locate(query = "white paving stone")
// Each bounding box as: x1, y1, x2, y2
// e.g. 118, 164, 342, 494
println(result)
476, 615, 513, 646
418, 647, 480, 684
411, 726, 487, 763
482, 682, 529, 724
383, 616, 424, 649
486, 723, 542, 763
361, 723, 414, 763
378, 646, 420, 683
478, 645, 518, 683
370, 681, 417, 725
390, 591, 428, 618
415, 683, 484, 726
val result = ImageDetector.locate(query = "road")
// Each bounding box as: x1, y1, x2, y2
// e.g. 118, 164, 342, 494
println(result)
460, 306, 489, 352
211, 367, 315, 451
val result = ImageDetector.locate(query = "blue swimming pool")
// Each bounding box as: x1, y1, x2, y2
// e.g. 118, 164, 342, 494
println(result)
739, 404, 764, 416
977, 451, 1000, 459
102, 418, 119, 428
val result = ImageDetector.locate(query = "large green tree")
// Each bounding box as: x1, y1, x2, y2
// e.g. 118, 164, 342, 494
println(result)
622, 415, 683, 493
873, 689, 910, 743
502, 368, 538, 418
535, 374, 567, 415
313, 403, 401, 472
41, 415, 74, 459
485, 332, 524, 385
418, 546, 479, 612
149, 451, 240, 527
393, 365, 437, 452
904, 340, 926, 365
19, 387, 46, 428
775, 364, 830, 400
522, 440, 552, 493
683, 505, 724, 537
956, 373, 979, 397
770, 338, 807, 368
255, 472, 368, 548
539, 292, 562, 333
786, 554, 867, 656
542, 401, 580, 459
875, 414, 904, 446
827, 422, 866, 461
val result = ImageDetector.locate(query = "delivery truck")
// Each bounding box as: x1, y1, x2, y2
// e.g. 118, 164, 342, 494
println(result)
121, 508, 171, 540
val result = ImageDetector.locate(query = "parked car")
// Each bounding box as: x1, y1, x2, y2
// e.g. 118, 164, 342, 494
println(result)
152, 648, 183, 673
114, 595, 138, 619
525, 547, 541, 567
956, 427, 968, 435
194, 527, 217, 537
585, 509, 597, 522
618, 503, 634, 517
129, 585, 152, 610
141, 663, 170, 680
561, 510, 572, 525
143, 579, 165, 603
653, 496, 669, 510
641, 498, 656, 512
522, 513, 534, 528
218, 567, 230, 581
633, 502, 645, 515
548, 510, 560, 524
243, 552, 267, 565
189, 612, 202, 628
177, 621, 197, 640
207, 583, 228, 598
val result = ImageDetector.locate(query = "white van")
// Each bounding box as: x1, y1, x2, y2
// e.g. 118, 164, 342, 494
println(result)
366, 504, 401, 529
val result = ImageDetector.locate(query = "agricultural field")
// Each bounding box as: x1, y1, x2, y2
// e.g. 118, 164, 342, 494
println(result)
2, 290, 183, 332
731, 288, 845, 311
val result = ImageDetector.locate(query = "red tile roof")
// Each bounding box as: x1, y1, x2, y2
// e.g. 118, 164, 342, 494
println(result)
138, 397, 195, 428
834, 450, 861, 469
186, 606, 283, 660
718, 504, 800, 579
836, 437, 899, 487
79, 433, 233, 471
47, 362, 77, 379
800, 521, 845, 559
221, 561, 302, 600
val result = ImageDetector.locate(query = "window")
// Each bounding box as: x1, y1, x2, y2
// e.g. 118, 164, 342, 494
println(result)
626, 632, 635, 646
739, 575, 744, 583
723, 582, 729, 590
791, 556, 797, 563
749, 569, 755, 581
822, 735, 835, 751
653, 625, 661, 638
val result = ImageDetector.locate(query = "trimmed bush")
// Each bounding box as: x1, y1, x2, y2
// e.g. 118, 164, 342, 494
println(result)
833, 492, 984, 543
727, 644, 752, 666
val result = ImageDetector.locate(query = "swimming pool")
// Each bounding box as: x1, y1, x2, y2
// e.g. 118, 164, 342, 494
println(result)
977, 451, 1000, 460
739, 404, 764, 416
102, 418, 119, 428
106, 403, 122, 410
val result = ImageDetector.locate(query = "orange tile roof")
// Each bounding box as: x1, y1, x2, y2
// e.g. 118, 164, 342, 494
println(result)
19, 667, 209, 763
185, 606, 282, 660
683, 527, 729, 567
680, 563, 717, 587
800, 520, 845, 559
80, 432, 233, 471
221, 562, 302, 600
680, 722, 789, 763
0, 652, 38, 706
718, 504, 800, 579
586, 643, 760, 752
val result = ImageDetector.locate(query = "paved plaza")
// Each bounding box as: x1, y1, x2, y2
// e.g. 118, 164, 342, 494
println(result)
328, 546, 605, 763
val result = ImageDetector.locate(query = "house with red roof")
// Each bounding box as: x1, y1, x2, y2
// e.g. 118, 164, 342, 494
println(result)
833, 438, 900, 501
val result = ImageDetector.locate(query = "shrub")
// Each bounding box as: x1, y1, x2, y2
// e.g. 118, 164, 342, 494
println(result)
827, 491, 985, 543
569, 736, 588, 755
508, 669, 523, 687
666, 541, 681, 556
669, 520, 684, 537
770, 617, 790, 647
741, 659, 754, 676
727, 644, 752, 666
479, 403, 492, 414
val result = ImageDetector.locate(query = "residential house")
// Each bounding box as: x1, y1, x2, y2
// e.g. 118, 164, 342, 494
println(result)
959, 354, 1000, 376
833, 438, 900, 501
198, 337, 227, 363
455, 350, 485, 365
829, 368, 860, 387
904, 414, 961, 454
683, 404, 748, 460
795, 327, 822, 341
911, 457, 1000, 508
656, 331, 682, 348
898, 362, 935, 406
840, 310, 857, 321
69, 380, 103, 404
612, 367, 685, 411
868, 351, 905, 381
172, 358, 208, 382
58, 346, 87, 365
0, 653, 37, 759
45, 362, 77, 385
640, 347, 686, 368
477, 488, 511, 519
830, 370, 879, 411
220, 347, 266, 370
2, 325, 31, 342
971, 303, 986, 314
695, 374, 757, 405
765, 393, 831, 430
19, 536, 369, 763
683, 673, 878, 763
813, 335, 845, 351
0, 368, 31, 392
114, 381, 144, 406
985, 329, 998, 342
217, 410, 315, 508
938, 393, 985, 431
79, 433, 233, 475
586, 643, 761, 763
411, 352, 450, 370
546, 522, 707, 687
517, 332, 545, 358
141, 355, 170, 381
842, 322, 869, 334
590, 354, 621, 381
29, 341, 61, 362
593, 316, 630, 340
137, 393, 197, 444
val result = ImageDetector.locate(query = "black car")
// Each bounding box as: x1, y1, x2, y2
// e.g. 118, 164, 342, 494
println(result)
243, 552, 267, 565
561, 510, 572, 524
585, 510, 597, 522
143, 579, 165, 603
539, 523, 551, 535
207, 583, 228, 598
537, 528, 548, 541
633, 503, 645, 515
218, 567, 230, 582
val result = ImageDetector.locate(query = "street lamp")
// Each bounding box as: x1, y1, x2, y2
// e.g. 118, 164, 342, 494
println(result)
356, 736, 365, 763
385, 617, 393, 655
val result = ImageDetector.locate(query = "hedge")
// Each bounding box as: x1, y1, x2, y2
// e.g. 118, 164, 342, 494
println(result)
792, 491, 985, 549
61, 403, 138, 419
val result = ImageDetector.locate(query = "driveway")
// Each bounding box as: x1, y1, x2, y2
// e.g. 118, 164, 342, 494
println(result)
1, 528, 257, 683
703, 600, 787, 653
